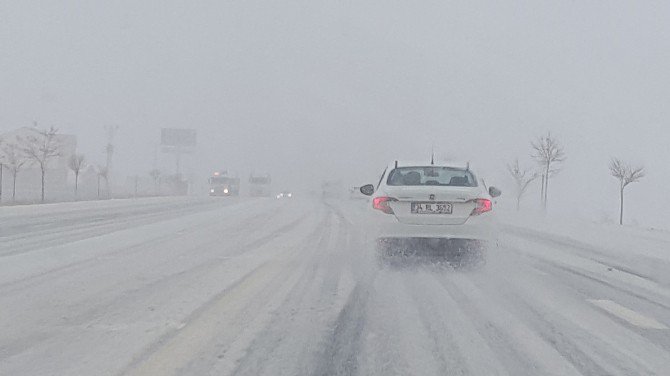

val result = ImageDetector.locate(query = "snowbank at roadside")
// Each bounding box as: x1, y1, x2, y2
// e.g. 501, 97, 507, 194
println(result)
499, 210, 670, 286
0, 196, 214, 218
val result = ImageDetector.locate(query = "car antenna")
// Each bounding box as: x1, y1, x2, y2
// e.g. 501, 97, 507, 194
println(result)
394, 160, 398, 168
430, 145, 435, 165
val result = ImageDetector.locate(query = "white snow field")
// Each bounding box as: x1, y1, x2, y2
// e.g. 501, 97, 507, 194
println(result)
1, 197, 669, 375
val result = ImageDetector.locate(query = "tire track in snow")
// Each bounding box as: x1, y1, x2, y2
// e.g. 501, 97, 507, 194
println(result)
64, 211, 306, 327
225, 211, 336, 375
405, 269, 509, 376
0, 203, 300, 369
0, 199, 237, 257
119, 203, 330, 376
494, 246, 670, 355
0, 201, 280, 293
433, 272, 582, 376
313, 281, 368, 376
458, 258, 615, 376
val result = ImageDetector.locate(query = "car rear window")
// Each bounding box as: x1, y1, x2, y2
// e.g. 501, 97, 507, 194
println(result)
386, 167, 477, 187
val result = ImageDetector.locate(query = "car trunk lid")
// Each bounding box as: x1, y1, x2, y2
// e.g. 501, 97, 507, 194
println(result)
383, 186, 479, 225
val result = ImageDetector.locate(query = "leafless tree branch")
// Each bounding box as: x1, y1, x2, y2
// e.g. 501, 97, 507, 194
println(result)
609, 158, 645, 225
507, 159, 538, 210
0, 140, 29, 201
68, 154, 86, 197
18, 126, 61, 202
531, 132, 565, 209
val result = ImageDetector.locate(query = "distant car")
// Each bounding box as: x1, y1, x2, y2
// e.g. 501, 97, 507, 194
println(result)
359, 161, 501, 265
276, 191, 293, 199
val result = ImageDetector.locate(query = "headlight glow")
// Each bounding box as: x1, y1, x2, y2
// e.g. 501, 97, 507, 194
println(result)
223, 188, 229, 194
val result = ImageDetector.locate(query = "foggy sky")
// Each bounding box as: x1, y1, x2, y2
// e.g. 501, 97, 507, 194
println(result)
1, 1, 669, 226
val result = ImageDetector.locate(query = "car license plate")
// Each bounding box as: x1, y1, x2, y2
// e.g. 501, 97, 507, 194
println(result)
411, 202, 453, 214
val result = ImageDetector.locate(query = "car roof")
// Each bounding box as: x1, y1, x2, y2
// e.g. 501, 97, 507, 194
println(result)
386, 160, 471, 170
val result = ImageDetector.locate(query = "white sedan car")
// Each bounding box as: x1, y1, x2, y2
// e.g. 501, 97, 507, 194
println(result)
360, 161, 501, 263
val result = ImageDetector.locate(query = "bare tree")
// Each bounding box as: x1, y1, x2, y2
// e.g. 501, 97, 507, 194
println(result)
507, 159, 538, 211
609, 158, 645, 225
68, 154, 86, 198
531, 132, 565, 209
97, 166, 109, 199
1, 141, 29, 202
19, 127, 61, 202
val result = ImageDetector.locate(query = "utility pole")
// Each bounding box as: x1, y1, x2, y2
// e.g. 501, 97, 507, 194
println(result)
103, 125, 119, 197
175, 149, 182, 176
104, 125, 118, 172
0, 162, 4, 204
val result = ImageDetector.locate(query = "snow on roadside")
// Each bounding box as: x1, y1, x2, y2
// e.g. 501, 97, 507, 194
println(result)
499, 211, 670, 286
0, 196, 211, 218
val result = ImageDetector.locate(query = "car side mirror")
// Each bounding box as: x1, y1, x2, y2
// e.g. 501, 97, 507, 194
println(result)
489, 186, 502, 198
360, 184, 375, 196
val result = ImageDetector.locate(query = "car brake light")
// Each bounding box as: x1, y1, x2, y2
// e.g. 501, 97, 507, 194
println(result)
372, 196, 398, 214
470, 198, 492, 216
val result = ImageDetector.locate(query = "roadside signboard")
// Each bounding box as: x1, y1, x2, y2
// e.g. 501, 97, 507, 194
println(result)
161, 128, 197, 153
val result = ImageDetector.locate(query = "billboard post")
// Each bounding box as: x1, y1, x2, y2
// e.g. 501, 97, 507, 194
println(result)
160, 128, 197, 175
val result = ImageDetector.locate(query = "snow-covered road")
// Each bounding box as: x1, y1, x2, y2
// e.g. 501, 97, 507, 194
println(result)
1, 198, 669, 375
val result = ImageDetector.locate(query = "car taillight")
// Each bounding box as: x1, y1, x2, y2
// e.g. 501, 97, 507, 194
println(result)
372, 196, 398, 214
470, 198, 492, 216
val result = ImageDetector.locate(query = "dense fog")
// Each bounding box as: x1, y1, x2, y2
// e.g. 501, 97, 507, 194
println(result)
4, 3, 670, 375
2, 1, 669, 226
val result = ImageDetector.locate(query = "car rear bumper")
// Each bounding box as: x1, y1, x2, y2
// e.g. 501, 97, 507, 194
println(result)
370, 212, 498, 242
